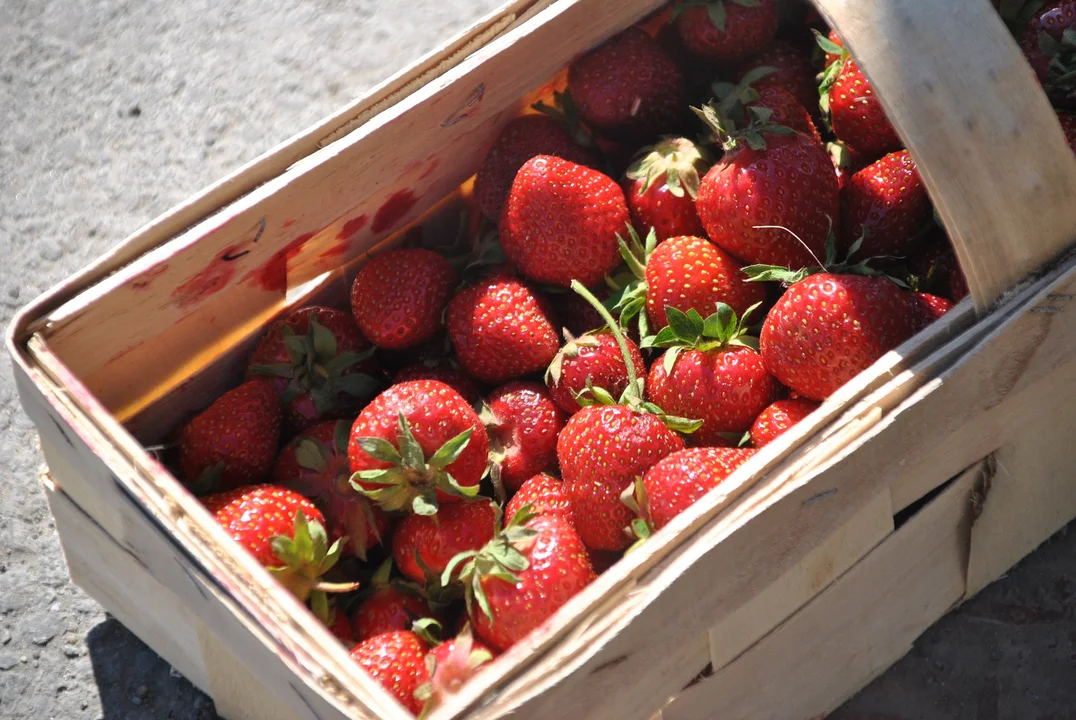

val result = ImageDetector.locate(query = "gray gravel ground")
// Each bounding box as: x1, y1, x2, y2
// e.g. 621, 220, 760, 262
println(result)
1, 2, 1073, 719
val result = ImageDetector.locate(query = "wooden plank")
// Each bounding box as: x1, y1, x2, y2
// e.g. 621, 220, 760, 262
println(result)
812, 0, 1076, 309
707, 489, 893, 672
661, 466, 978, 720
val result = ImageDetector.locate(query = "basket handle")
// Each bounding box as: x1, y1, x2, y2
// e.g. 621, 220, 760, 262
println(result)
813, 0, 1076, 310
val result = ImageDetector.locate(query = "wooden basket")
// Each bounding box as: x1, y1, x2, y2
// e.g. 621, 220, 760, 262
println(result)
8, 1, 1076, 719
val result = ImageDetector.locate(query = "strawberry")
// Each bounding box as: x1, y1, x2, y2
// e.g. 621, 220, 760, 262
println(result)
750, 398, 820, 448
499, 155, 630, 288
349, 630, 429, 714
446, 273, 560, 384
645, 304, 781, 445
950, 262, 970, 302
748, 85, 821, 145
674, 0, 779, 65
734, 40, 819, 120
327, 603, 356, 646
448, 508, 596, 652
622, 137, 709, 242
392, 500, 498, 584
546, 284, 614, 337
179, 379, 282, 491
822, 29, 844, 68
272, 419, 390, 560
828, 140, 864, 192
635, 447, 756, 529
203, 484, 356, 614
1022, 2, 1076, 110
349, 380, 489, 514
908, 292, 954, 332
906, 230, 958, 298
567, 27, 686, 142
481, 382, 566, 492
505, 473, 574, 526
352, 562, 437, 641
350, 248, 460, 350
392, 362, 484, 404
247, 306, 378, 436
840, 150, 932, 257
545, 331, 647, 414
473, 113, 598, 223
819, 44, 902, 159
414, 625, 494, 715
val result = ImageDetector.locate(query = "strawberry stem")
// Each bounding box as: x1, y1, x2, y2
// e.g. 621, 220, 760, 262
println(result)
570, 280, 639, 391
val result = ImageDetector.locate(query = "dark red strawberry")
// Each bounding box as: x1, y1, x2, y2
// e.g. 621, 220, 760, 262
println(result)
637, 447, 756, 529
821, 54, 902, 159
473, 113, 599, 223
500, 155, 630, 287
481, 382, 566, 492
349, 380, 489, 513
1058, 110, 1076, 152
179, 379, 282, 491
446, 273, 560, 384
546, 331, 646, 414
622, 137, 709, 242
748, 85, 821, 145
393, 500, 498, 584
272, 420, 390, 560
450, 509, 596, 652
353, 586, 435, 642
840, 150, 931, 257
1022, 2, 1076, 110
349, 631, 429, 714
547, 284, 613, 337
327, 603, 356, 646
735, 40, 818, 120
656, 21, 722, 105
908, 292, 954, 332
950, 262, 970, 302
350, 248, 460, 350
750, 398, 820, 448
392, 362, 484, 404
247, 306, 378, 436
646, 304, 780, 445
567, 27, 686, 142
675, 0, 779, 65
505, 473, 574, 526
906, 230, 958, 298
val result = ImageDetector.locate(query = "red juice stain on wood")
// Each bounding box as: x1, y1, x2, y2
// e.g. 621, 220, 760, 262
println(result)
245, 231, 316, 293
336, 214, 368, 240
131, 262, 170, 290
282, 219, 297, 228
319, 244, 349, 260
171, 253, 238, 308
419, 158, 441, 180
372, 190, 417, 234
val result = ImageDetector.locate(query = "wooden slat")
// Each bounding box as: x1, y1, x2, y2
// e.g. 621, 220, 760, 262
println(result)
812, 0, 1076, 309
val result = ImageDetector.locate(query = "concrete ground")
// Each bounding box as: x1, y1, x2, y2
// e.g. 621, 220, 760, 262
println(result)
0, 1, 1073, 718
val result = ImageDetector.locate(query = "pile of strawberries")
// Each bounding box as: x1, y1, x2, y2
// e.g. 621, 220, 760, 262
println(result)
167, 1, 1076, 715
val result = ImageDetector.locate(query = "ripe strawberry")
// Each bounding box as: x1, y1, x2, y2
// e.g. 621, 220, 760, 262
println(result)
908, 292, 954, 332
473, 113, 599, 223
353, 583, 435, 642
750, 398, 820, 448
272, 420, 390, 560
481, 382, 566, 492
350, 248, 460, 350
203, 484, 356, 608
349, 631, 429, 715
414, 626, 494, 714
637, 447, 756, 529
646, 304, 781, 445
500, 155, 629, 288
622, 137, 709, 241
905, 230, 958, 298
546, 283, 613, 337
567, 27, 686, 142
748, 85, 821, 145
449, 509, 596, 652
392, 362, 484, 404
828, 140, 864, 192
821, 53, 902, 159
1022, 2, 1076, 110
505, 473, 574, 526
446, 273, 560, 384
735, 40, 818, 120
246, 306, 377, 436
840, 150, 931, 257
349, 380, 489, 514
179, 379, 282, 491
546, 331, 646, 414
327, 603, 356, 646
392, 500, 497, 584
675, 0, 779, 65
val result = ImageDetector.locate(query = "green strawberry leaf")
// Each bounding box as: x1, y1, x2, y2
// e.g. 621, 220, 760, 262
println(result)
412, 495, 439, 516
356, 437, 403, 465
813, 28, 845, 56
333, 420, 351, 454
309, 315, 338, 360
295, 438, 328, 473
662, 346, 683, 376
707, 1, 727, 32
428, 428, 472, 471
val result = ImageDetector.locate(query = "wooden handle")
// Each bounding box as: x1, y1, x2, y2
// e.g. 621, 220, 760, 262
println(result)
813, 0, 1076, 310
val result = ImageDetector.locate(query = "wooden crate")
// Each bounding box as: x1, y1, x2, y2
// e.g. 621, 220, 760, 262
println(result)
7, 1, 1076, 719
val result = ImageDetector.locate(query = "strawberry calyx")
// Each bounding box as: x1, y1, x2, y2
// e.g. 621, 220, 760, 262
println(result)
814, 29, 850, 127
608, 224, 659, 339
619, 476, 654, 553
693, 66, 796, 152
642, 302, 762, 376
268, 509, 359, 622
624, 137, 710, 200
350, 414, 480, 515
531, 89, 598, 150
742, 227, 909, 288
670, 0, 765, 32
413, 622, 493, 719
1036, 26, 1076, 106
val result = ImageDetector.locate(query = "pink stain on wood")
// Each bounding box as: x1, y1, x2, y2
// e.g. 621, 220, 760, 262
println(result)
245, 231, 316, 293
372, 190, 417, 234
282, 219, 297, 228
171, 253, 238, 308
336, 214, 368, 240
131, 262, 170, 290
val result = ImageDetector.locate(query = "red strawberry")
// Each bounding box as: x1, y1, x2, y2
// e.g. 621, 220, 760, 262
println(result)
822, 55, 902, 159
392, 500, 497, 584
646, 304, 780, 445
180, 380, 281, 491
446, 273, 560, 384
349, 631, 429, 714
500, 155, 630, 288
451, 510, 596, 652
750, 398, 820, 448
473, 113, 599, 223
353, 586, 435, 642
203, 484, 356, 605
272, 420, 390, 560
735, 40, 818, 120
828, 140, 864, 192
247, 306, 379, 436
350, 248, 460, 350
749, 85, 821, 145
638, 447, 756, 529
505, 473, 574, 526
327, 604, 356, 646
545, 331, 647, 414
840, 150, 931, 257
675, 0, 779, 65
908, 292, 954, 332
481, 382, 566, 492
546, 284, 614, 337
349, 380, 489, 513
415, 626, 494, 713
1022, 2, 1076, 110
622, 137, 709, 242
822, 29, 844, 68
567, 27, 686, 142
392, 362, 484, 404
906, 230, 958, 298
